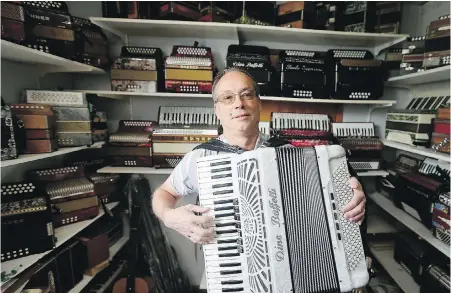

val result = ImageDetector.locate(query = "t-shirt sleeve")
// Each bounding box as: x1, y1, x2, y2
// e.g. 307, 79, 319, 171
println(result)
168, 150, 200, 197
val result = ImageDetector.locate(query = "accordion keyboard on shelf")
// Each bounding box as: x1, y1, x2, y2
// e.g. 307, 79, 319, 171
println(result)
25, 90, 94, 147
197, 145, 369, 293
332, 122, 383, 171
112, 46, 164, 93
164, 45, 214, 94
385, 95, 450, 146
153, 106, 219, 168
271, 112, 333, 146
226, 44, 274, 96
1, 181, 55, 261
394, 158, 450, 229
103, 120, 156, 167
279, 50, 327, 99
326, 49, 384, 100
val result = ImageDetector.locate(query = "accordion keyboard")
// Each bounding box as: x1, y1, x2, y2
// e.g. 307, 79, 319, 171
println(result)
271, 112, 330, 131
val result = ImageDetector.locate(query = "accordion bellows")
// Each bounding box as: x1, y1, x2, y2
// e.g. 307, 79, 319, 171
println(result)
198, 145, 369, 293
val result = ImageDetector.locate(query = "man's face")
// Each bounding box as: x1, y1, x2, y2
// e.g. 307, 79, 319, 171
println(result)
213, 71, 261, 133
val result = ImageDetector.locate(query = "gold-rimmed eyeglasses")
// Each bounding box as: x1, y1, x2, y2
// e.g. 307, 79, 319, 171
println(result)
215, 89, 257, 105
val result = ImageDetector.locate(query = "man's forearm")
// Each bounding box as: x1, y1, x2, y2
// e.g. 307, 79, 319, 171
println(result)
152, 187, 178, 223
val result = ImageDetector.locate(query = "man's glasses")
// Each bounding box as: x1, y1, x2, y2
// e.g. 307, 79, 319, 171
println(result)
215, 89, 257, 105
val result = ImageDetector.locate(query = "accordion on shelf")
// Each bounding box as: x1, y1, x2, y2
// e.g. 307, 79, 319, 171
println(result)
1, 181, 55, 261
164, 45, 214, 94
1, 97, 26, 161
326, 49, 385, 100
385, 95, 450, 146
421, 264, 451, 293
197, 145, 369, 293
24, 90, 94, 147
152, 106, 219, 168
394, 158, 450, 229
423, 15, 450, 69
400, 36, 426, 75
103, 119, 156, 167
279, 50, 328, 99
432, 106, 450, 153
112, 46, 164, 93
433, 191, 450, 246
332, 122, 383, 171
226, 44, 275, 96
271, 112, 333, 146
343, 1, 377, 33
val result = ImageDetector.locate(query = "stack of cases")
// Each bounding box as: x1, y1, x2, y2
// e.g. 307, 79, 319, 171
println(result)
25, 90, 93, 147
10, 103, 58, 153
400, 36, 426, 75
111, 46, 164, 93
431, 106, 450, 153
423, 15, 451, 70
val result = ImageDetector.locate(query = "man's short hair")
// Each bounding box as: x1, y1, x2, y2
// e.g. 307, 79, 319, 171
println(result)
212, 67, 260, 102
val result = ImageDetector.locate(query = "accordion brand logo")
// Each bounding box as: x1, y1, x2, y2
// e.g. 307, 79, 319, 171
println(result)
268, 188, 281, 227
286, 64, 300, 70
246, 62, 264, 68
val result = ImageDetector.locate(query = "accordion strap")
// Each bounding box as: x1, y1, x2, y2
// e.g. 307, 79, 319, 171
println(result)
192, 137, 291, 154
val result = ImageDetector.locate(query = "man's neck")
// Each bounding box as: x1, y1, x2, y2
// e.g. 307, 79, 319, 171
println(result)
222, 128, 260, 150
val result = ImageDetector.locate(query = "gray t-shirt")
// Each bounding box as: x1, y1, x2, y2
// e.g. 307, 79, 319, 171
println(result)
168, 132, 270, 198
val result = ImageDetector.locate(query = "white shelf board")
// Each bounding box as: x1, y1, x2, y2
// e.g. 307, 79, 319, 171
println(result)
368, 192, 450, 257
81, 90, 397, 105
357, 170, 389, 177
1, 40, 106, 75
67, 235, 129, 293
0, 142, 105, 168
0, 202, 120, 287
387, 65, 451, 87
367, 210, 397, 235
369, 244, 420, 293
89, 18, 407, 52
97, 166, 172, 175
382, 140, 450, 163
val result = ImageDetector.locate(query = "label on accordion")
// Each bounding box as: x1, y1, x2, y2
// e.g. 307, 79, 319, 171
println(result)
24, 6, 72, 29
111, 80, 157, 93
226, 59, 270, 70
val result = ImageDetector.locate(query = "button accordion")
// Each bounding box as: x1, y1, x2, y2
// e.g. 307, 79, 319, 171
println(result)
423, 15, 450, 69
226, 44, 274, 96
197, 145, 369, 293
326, 49, 384, 100
432, 191, 450, 245
279, 50, 327, 99
153, 106, 219, 168
332, 122, 383, 171
111, 46, 164, 93
432, 106, 450, 154
1, 98, 26, 161
164, 45, 214, 93
271, 112, 333, 146
401, 36, 426, 75
385, 95, 450, 146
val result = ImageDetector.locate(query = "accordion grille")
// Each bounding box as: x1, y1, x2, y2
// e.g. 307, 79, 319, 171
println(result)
275, 147, 339, 292
46, 178, 94, 200
109, 133, 151, 144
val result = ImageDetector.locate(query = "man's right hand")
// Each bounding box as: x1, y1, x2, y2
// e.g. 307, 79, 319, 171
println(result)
162, 204, 214, 244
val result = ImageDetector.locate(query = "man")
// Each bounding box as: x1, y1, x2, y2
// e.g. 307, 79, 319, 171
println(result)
152, 67, 367, 244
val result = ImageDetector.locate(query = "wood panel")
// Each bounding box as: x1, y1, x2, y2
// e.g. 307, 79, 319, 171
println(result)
260, 100, 343, 123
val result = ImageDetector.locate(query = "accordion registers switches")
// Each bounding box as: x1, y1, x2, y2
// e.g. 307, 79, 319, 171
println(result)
111, 46, 164, 93
332, 122, 383, 171
152, 106, 219, 168
164, 45, 214, 94
25, 90, 93, 147
326, 49, 384, 100
271, 112, 333, 146
385, 96, 450, 146
279, 50, 328, 99
197, 145, 369, 293
1, 182, 56, 261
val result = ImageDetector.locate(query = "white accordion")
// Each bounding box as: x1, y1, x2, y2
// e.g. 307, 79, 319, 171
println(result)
197, 145, 369, 293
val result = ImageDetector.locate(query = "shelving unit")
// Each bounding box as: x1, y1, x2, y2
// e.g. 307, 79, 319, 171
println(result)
89, 18, 407, 54
0, 142, 105, 168
1, 202, 120, 287
387, 65, 451, 87
368, 192, 449, 257
1, 40, 106, 75
383, 140, 450, 163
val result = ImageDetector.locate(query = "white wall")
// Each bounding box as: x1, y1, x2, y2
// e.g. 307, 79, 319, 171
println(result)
2, 0, 449, 287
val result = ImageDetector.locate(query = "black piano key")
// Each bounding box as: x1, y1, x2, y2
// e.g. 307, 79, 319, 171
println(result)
223, 288, 244, 292
218, 246, 238, 251
212, 174, 232, 179
213, 189, 234, 195
220, 263, 242, 268
212, 167, 232, 173
215, 222, 236, 227
214, 199, 234, 205
215, 212, 235, 218
212, 183, 233, 188
214, 205, 234, 211
217, 239, 237, 244
220, 269, 242, 274
216, 229, 237, 235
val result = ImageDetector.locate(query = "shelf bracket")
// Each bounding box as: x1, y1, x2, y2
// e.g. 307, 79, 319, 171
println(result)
367, 104, 392, 122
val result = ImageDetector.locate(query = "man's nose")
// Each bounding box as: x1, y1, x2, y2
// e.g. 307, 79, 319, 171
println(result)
232, 95, 244, 109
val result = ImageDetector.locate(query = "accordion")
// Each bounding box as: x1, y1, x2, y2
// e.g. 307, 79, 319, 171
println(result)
198, 145, 369, 293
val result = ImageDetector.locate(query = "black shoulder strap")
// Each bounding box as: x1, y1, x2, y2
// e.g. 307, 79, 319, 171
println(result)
193, 137, 291, 154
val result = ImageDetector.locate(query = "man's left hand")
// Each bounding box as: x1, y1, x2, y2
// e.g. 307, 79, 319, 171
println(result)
343, 177, 366, 225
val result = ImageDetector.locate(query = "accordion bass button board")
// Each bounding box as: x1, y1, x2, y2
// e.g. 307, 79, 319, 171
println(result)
197, 145, 369, 293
